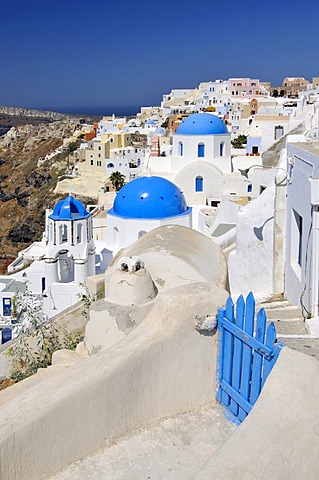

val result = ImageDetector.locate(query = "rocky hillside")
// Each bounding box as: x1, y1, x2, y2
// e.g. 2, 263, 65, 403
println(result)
0, 120, 94, 264
0, 105, 71, 120
0, 105, 77, 137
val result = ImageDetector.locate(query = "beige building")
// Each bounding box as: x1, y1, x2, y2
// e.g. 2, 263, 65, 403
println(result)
272, 77, 310, 97
83, 132, 136, 174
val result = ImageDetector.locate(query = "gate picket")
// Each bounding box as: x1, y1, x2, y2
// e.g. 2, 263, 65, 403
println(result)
262, 322, 279, 387
250, 308, 266, 405
237, 292, 255, 422
229, 295, 244, 417
220, 297, 234, 407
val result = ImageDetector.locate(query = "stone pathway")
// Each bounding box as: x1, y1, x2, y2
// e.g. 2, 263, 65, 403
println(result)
50, 405, 236, 480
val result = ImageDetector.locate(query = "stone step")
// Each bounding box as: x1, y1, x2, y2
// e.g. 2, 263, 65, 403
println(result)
263, 306, 303, 321
266, 319, 307, 336
256, 300, 291, 310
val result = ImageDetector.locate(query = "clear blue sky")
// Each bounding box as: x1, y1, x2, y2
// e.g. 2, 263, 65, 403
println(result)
1, 0, 318, 113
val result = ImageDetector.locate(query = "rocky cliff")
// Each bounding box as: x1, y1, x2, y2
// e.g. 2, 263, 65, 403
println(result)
0, 105, 71, 120
0, 105, 78, 137
0, 119, 94, 266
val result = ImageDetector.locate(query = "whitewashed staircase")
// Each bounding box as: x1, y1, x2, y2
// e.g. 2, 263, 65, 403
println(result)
255, 298, 308, 337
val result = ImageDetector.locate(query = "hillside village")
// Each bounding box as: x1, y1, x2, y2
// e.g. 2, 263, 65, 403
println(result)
1, 75, 319, 478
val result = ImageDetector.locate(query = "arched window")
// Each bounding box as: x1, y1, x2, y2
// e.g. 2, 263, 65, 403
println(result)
220, 142, 225, 156
59, 224, 68, 243
107, 163, 114, 168
198, 143, 205, 157
178, 141, 183, 156
195, 176, 203, 192
77, 223, 83, 244
113, 227, 119, 246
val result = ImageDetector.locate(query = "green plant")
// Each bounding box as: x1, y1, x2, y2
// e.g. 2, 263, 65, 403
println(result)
5, 286, 84, 382
109, 171, 125, 191
161, 118, 169, 128
78, 282, 97, 320
231, 134, 247, 149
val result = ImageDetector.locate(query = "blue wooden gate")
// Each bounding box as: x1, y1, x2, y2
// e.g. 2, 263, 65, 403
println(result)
217, 292, 283, 424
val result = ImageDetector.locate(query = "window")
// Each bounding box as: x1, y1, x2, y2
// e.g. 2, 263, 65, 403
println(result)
90, 160, 93, 165
247, 184, 252, 193
60, 224, 68, 243
220, 142, 225, 156
291, 210, 303, 267
178, 141, 183, 156
274, 125, 284, 140
77, 223, 83, 244
195, 176, 203, 192
107, 163, 114, 168
113, 227, 119, 246
198, 143, 205, 157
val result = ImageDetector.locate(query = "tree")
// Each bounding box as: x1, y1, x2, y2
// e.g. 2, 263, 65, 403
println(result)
231, 134, 247, 149
161, 118, 169, 128
109, 171, 125, 191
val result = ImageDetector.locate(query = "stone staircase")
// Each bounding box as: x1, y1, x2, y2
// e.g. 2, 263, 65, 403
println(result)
256, 298, 308, 337
255, 297, 319, 360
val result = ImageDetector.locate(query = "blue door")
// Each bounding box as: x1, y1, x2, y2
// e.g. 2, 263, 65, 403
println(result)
2, 328, 12, 344
2, 298, 12, 316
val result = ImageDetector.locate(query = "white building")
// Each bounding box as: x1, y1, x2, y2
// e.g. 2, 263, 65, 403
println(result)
285, 142, 319, 318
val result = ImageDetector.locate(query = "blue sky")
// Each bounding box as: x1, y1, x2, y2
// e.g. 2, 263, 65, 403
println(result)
1, 0, 318, 113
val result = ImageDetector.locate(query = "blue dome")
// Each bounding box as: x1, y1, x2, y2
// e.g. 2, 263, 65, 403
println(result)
108, 176, 190, 219
49, 195, 91, 221
155, 127, 165, 134
146, 119, 155, 125
176, 113, 228, 135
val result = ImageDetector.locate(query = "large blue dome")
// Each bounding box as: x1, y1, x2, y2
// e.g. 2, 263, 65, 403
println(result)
176, 113, 228, 135
49, 195, 91, 220
108, 176, 190, 219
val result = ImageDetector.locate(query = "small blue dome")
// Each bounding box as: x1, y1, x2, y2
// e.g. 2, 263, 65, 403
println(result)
176, 113, 228, 135
108, 176, 190, 219
155, 127, 165, 134
146, 119, 155, 125
49, 195, 91, 221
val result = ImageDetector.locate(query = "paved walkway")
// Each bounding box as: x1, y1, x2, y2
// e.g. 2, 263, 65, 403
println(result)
50, 405, 236, 480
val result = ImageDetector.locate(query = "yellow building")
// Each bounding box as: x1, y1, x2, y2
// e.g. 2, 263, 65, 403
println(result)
83, 132, 134, 174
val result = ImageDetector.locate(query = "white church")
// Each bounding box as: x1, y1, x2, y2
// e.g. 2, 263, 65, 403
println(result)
146, 112, 249, 206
